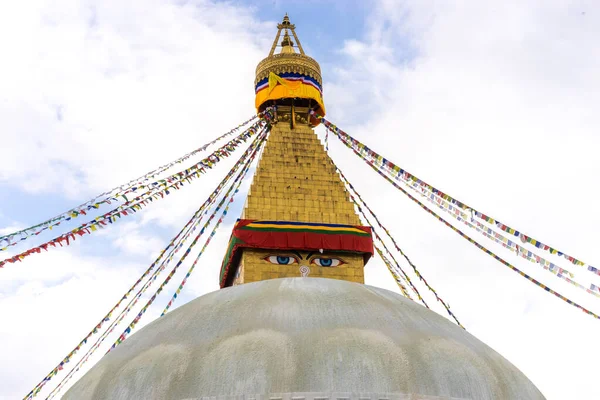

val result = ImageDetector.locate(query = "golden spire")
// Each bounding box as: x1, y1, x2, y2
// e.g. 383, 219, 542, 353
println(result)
280, 31, 295, 54
268, 14, 304, 56
219, 16, 372, 288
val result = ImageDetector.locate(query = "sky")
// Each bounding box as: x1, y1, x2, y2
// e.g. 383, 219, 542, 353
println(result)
1, 0, 599, 399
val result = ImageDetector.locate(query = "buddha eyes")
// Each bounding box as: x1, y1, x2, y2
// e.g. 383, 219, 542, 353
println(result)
263, 255, 345, 267
311, 258, 345, 267
264, 255, 298, 265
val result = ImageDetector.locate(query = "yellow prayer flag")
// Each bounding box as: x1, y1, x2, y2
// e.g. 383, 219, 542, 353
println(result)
268, 72, 302, 94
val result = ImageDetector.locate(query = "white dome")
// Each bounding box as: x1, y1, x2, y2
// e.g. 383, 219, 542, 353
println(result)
63, 278, 544, 400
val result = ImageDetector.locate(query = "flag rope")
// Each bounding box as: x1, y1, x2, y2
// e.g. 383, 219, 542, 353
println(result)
335, 163, 464, 328
105, 128, 267, 355
314, 113, 600, 320
380, 165, 600, 300
373, 245, 413, 299
311, 111, 599, 279
1, 111, 269, 251
319, 115, 600, 301
3, 112, 275, 268
43, 128, 269, 400
160, 133, 268, 316
23, 118, 273, 400
341, 174, 426, 304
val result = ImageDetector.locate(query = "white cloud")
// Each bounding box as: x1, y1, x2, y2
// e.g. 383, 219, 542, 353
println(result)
0, 0, 271, 198
1, 1, 599, 400
0, 225, 24, 236
0, 0, 270, 398
109, 221, 164, 257
323, 1, 600, 399
0, 247, 149, 398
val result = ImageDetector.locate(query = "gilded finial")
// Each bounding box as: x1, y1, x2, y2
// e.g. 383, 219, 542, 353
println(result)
255, 14, 325, 119
280, 31, 295, 53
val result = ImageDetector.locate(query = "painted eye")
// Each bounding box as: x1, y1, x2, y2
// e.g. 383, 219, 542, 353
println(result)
264, 255, 298, 265
311, 258, 344, 267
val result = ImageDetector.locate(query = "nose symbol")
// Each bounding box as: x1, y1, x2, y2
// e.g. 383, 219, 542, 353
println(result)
300, 265, 310, 277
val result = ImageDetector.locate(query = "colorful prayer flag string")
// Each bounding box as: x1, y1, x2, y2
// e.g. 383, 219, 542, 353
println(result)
3, 117, 265, 254
160, 135, 267, 316
324, 117, 600, 301
335, 163, 464, 328
373, 245, 412, 299
107, 129, 267, 355
364, 145, 600, 318
39, 127, 269, 400
47, 130, 265, 399
44, 130, 269, 400
374, 232, 420, 302
311, 111, 599, 278
399, 177, 600, 300
4, 113, 275, 270
339, 139, 600, 301
340, 177, 426, 305
2, 110, 272, 252
314, 113, 600, 320
23, 121, 273, 400
26, 194, 212, 399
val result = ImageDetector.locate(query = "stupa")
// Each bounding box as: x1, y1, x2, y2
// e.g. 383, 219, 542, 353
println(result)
63, 15, 545, 400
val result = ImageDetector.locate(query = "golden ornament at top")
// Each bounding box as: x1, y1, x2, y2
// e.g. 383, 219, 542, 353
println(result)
254, 14, 325, 118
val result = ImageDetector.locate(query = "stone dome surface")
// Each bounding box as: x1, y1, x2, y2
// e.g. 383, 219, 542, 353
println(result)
63, 278, 545, 400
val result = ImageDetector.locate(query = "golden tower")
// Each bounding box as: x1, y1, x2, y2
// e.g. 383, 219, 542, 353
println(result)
219, 15, 373, 287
